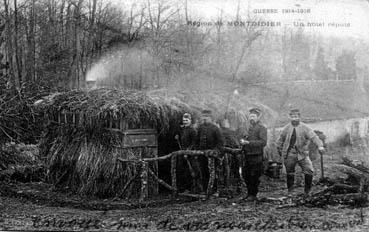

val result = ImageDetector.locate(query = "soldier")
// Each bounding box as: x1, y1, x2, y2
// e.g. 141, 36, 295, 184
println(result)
240, 108, 267, 201
197, 110, 224, 151
174, 113, 201, 192
175, 113, 196, 150
197, 109, 225, 192
277, 109, 325, 196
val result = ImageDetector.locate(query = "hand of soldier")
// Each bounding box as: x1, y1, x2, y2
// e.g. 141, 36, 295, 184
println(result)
174, 134, 179, 140
240, 139, 249, 145
318, 146, 325, 154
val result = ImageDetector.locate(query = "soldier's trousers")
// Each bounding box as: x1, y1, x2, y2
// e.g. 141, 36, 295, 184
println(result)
189, 156, 205, 192
242, 156, 263, 196
177, 155, 205, 193
284, 150, 314, 175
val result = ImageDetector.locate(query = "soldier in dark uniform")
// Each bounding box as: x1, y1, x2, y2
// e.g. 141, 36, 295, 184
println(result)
175, 113, 197, 150
240, 108, 267, 201
174, 113, 200, 192
196, 109, 225, 192
197, 110, 224, 151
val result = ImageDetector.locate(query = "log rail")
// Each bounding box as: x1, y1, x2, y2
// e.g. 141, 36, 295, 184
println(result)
117, 147, 242, 201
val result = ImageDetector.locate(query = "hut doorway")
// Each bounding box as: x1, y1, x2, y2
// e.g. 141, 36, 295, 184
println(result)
120, 129, 159, 196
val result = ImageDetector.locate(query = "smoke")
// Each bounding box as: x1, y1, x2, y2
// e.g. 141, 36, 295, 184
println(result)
86, 46, 156, 89
86, 60, 109, 82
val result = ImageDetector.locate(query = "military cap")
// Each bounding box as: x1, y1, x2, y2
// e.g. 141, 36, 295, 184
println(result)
201, 109, 212, 116
249, 107, 261, 116
289, 108, 300, 115
183, 113, 192, 120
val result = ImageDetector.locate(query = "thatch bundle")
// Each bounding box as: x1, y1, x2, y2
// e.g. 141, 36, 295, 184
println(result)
46, 129, 149, 197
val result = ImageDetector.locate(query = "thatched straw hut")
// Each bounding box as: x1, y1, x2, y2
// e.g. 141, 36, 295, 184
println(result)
36, 88, 263, 198
36, 88, 201, 198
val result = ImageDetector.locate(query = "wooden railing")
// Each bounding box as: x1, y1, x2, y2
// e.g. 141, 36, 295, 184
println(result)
117, 147, 242, 202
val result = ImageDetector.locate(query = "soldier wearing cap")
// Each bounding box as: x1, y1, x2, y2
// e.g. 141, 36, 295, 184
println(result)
276, 109, 325, 196
197, 110, 224, 151
240, 107, 267, 201
196, 109, 225, 192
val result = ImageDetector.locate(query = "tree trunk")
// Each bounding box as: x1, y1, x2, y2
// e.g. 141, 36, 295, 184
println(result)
13, 0, 22, 88
59, 0, 66, 48
25, 0, 35, 83
3, 0, 13, 86
74, 1, 81, 88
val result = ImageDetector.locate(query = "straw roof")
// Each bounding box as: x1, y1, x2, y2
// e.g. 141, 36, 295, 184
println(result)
35, 87, 274, 132
35, 88, 198, 133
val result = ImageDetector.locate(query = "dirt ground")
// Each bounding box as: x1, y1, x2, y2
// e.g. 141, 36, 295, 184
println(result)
1, 144, 369, 231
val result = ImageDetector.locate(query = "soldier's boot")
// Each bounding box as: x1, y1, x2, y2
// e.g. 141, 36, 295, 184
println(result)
245, 195, 257, 202
287, 174, 295, 194
191, 180, 197, 194
191, 176, 203, 194
245, 187, 258, 202
304, 174, 313, 197
196, 179, 204, 193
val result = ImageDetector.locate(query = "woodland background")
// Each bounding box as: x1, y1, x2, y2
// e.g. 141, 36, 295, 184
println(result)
0, 0, 368, 143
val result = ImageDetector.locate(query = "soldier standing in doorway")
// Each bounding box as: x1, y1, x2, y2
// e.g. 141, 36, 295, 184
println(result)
175, 113, 203, 193
175, 113, 196, 150
240, 108, 267, 201
277, 109, 325, 196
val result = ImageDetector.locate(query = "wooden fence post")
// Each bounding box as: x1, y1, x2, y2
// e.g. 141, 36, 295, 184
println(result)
171, 153, 177, 197
207, 156, 216, 198
224, 153, 231, 188
139, 161, 148, 202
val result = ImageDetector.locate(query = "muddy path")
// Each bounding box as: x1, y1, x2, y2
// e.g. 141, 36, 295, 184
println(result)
1, 178, 369, 231
2, 146, 369, 231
